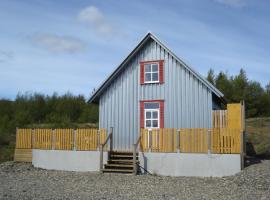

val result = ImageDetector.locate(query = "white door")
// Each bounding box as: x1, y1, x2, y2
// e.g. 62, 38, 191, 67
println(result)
144, 109, 160, 129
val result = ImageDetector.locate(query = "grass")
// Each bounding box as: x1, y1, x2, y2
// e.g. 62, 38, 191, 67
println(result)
246, 117, 270, 157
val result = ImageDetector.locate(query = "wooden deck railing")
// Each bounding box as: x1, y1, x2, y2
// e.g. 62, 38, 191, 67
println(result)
140, 128, 242, 154
16, 128, 107, 151
100, 127, 113, 172
132, 135, 141, 175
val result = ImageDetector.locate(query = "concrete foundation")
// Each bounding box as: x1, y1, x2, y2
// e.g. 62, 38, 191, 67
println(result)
32, 150, 240, 177
32, 150, 107, 172
139, 152, 241, 177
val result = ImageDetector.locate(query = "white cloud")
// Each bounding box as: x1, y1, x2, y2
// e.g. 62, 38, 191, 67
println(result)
0, 50, 14, 62
215, 0, 247, 7
78, 6, 113, 35
32, 33, 86, 53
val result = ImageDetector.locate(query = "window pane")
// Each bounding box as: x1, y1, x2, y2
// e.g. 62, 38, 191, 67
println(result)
145, 120, 151, 127
145, 64, 151, 72
152, 120, 159, 127
145, 73, 151, 82
152, 64, 158, 72
152, 72, 159, 81
146, 112, 151, 119
152, 111, 158, 119
144, 102, 159, 109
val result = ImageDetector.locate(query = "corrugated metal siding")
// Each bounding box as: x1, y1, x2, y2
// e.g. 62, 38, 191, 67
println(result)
99, 39, 212, 150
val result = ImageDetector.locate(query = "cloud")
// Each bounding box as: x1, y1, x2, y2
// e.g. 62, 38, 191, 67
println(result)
78, 6, 114, 35
32, 33, 86, 53
0, 50, 14, 62
215, 0, 246, 7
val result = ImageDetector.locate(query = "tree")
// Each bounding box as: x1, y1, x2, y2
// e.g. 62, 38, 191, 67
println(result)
266, 81, 270, 95
215, 71, 233, 102
231, 68, 248, 102
206, 68, 215, 85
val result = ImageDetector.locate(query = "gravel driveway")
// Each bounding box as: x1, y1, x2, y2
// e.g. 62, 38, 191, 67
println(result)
0, 159, 269, 200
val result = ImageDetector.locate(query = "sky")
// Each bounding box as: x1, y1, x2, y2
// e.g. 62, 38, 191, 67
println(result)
0, 0, 269, 100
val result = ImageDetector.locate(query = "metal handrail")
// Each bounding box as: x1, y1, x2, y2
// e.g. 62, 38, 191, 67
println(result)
132, 135, 141, 175
100, 127, 113, 172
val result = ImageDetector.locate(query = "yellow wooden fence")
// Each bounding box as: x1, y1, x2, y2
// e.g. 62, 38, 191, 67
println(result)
140, 128, 241, 154
16, 128, 107, 151
212, 103, 244, 130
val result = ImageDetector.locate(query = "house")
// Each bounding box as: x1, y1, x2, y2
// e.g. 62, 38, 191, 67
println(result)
89, 32, 225, 151
16, 33, 244, 177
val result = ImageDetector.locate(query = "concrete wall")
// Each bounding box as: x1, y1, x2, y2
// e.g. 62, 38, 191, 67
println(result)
32, 150, 107, 172
139, 152, 241, 177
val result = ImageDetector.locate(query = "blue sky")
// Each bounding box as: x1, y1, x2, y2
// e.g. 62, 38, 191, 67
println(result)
0, 0, 269, 100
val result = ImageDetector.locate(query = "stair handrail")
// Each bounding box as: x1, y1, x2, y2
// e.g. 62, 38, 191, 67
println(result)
100, 127, 113, 172
132, 135, 141, 175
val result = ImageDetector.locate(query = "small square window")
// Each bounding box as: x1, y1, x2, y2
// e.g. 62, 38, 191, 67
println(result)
145, 64, 151, 72
144, 62, 159, 83
152, 111, 158, 119
146, 112, 151, 119
152, 64, 158, 72
145, 73, 151, 82
152, 120, 158, 127
146, 120, 151, 127
152, 72, 158, 81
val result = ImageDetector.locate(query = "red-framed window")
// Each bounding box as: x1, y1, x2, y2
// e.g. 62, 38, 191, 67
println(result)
140, 60, 164, 84
140, 100, 164, 128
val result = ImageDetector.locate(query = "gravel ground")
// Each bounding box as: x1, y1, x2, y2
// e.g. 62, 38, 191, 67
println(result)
0, 159, 269, 200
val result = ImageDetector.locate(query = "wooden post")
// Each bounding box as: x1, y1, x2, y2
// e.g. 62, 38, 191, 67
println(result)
240, 131, 244, 170
73, 129, 76, 151
109, 127, 113, 152
177, 129, 180, 153
241, 100, 246, 169
97, 129, 100, 151
31, 128, 34, 149
148, 130, 152, 152
100, 144, 103, 172
207, 129, 211, 154
133, 144, 137, 175
52, 129, 55, 150
171, 129, 174, 152
15, 127, 18, 149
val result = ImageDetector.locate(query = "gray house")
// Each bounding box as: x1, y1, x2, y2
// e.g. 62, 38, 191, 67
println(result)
89, 32, 225, 151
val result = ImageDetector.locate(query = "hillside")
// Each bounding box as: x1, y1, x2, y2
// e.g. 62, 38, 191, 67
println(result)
246, 117, 270, 157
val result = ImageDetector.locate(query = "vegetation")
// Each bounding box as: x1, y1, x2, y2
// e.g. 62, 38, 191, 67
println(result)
246, 117, 270, 157
0, 93, 98, 162
207, 68, 270, 118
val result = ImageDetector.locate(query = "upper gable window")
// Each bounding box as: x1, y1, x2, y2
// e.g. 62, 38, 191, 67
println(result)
140, 60, 164, 85
145, 63, 159, 83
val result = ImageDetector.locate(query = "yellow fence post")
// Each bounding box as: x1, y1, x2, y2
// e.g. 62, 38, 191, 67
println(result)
177, 129, 180, 153
73, 129, 76, 151
148, 129, 152, 152
207, 129, 211, 154
52, 129, 55, 150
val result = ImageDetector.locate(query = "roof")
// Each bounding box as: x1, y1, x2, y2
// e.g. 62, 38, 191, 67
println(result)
89, 32, 224, 103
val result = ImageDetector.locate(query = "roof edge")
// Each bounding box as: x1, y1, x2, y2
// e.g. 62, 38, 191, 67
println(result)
88, 32, 153, 103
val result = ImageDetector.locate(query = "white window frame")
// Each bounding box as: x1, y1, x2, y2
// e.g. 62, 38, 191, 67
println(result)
144, 108, 160, 129
144, 62, 159, 84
